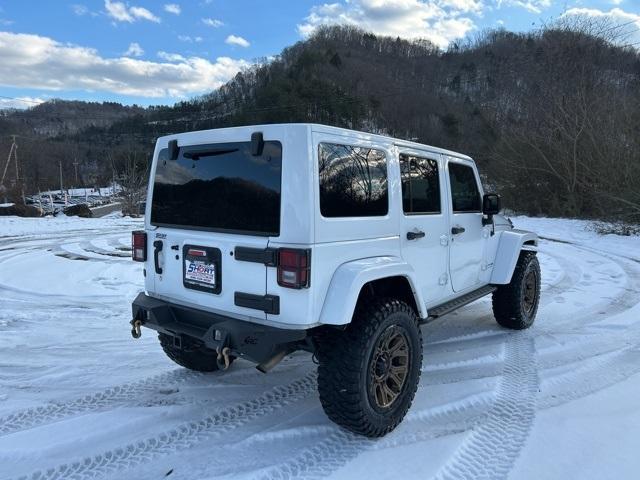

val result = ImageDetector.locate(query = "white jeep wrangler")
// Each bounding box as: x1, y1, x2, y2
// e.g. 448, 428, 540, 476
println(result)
131, 123, 540, 437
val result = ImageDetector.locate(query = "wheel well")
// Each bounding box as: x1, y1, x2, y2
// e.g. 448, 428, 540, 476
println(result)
356, 276, 419, 317
523, 239, 537, 246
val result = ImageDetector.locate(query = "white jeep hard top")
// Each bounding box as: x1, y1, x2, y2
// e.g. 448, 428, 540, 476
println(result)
131, 123, 540, 437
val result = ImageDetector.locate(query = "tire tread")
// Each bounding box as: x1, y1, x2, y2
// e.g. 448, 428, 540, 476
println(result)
492, 251, 541, 330
316, 298, 422, 437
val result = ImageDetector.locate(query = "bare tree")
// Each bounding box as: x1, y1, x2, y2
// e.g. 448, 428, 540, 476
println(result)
112, 151, 148, 216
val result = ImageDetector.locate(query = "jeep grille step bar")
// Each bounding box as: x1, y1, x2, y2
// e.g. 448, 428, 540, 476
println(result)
426, 285, 497, 321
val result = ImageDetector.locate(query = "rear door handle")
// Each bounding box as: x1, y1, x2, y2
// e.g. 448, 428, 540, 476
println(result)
153, 240, 163, 274
407, 230, 426, 240
451, 226, 466, 235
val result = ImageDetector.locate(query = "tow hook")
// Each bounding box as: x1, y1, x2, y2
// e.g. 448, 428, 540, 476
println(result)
130, 319, 143, 339
216, 346, 232, 370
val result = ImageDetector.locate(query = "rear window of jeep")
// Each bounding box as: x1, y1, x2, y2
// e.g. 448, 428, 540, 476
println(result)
150, 141, 282, 235
319, 143, 388, 217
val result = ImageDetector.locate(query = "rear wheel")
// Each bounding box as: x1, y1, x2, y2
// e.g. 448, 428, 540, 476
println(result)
316, 298, 422, 437
159, 333, 233, 372
492, 251, 541, 330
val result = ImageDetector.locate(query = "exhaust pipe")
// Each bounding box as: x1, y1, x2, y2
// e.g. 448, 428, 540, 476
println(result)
256, 350, 287, 374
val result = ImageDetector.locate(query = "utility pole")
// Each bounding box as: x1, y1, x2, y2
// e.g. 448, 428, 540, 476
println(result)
14, 137, 25, 205
59, 160, 64, 197
1, 135, 21, 204
1, 135, 17, 188
73, 160, 79, 186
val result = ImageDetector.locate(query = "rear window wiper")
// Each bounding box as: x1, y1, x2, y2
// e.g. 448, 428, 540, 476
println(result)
183, 148, 238, 160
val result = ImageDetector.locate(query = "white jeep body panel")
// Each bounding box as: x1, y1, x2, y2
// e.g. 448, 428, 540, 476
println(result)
490, 229, 539, 284
319, 256, 424, 325
142, 123, 537, 330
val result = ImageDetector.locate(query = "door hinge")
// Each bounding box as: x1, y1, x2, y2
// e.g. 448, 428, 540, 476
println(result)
234, 292, 280, 315
438, 273, 449, 286
235, 246, 278, 266
439, 235, 449, 246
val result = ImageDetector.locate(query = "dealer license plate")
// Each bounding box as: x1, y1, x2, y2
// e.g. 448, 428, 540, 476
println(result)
184, 260, 216, 287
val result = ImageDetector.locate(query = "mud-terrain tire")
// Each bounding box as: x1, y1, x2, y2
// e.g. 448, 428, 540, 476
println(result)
159, 333, 233, 372
492, 251, 541, 330
316, 298, 423, 437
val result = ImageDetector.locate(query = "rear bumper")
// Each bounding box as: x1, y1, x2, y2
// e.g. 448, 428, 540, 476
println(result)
131, 293, 309, 365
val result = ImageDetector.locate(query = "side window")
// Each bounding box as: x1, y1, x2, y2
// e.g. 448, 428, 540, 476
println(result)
448, 163, 481, 212
400, 154, 441, 214
319, 143, 388, 217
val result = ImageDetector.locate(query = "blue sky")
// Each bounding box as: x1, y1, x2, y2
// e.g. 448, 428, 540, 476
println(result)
0, 0, 638, 108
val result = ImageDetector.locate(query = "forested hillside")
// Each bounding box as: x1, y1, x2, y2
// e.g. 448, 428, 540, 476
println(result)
1, 23, 639, 221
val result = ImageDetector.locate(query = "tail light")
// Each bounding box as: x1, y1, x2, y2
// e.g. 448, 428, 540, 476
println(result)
277, 248, 311, 289
132, 230, 147, 262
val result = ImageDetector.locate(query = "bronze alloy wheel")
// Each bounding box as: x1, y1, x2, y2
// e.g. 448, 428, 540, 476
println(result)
369, 326, 410, 410
522, 268, 538, 316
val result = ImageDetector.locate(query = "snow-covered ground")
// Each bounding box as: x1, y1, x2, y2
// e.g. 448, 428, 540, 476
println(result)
0, 215, 639, 480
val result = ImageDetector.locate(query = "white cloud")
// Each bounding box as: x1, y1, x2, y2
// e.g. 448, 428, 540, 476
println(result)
298, 0, 481, 47
440, 0, 483, 13
157, 51, 186, 62
496, 0, 550, 14
124, 42, 144, 57
610, 0, 623, 4
0, 96, 46, 110
178, 35, 203, 42
225, 34, 250, 47
105, 0, 133, 21
562, 7, 640, 45
202, 17, 224, 27
0, 31, 249, 98
72, 4, 89, 16
164, 3, 181, 15
130, 6, 160, 22
104, 0, 160, 23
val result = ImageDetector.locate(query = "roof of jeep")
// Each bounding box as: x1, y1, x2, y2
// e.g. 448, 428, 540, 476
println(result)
159, 123, 474, 162
307, 123, 473, 161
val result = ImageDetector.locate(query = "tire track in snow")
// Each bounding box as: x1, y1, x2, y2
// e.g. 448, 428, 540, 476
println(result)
539, 347, 640, 410
247, 346, 506, 480
538, 239, 640, 323
432, 333, 538, 480
0, 232, 138, 306
428, 243, 640, 480
4, 229, 640, 480
0, 369, 203, 437
242, 243, 640, 480
11, 373, 317, 480
254, 332, 640, 480
250, 391, 497, 480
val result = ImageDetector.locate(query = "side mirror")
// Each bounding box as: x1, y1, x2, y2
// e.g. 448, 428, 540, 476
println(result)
483, 193, 501, 216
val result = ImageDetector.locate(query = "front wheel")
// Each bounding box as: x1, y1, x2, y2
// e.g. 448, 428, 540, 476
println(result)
492, 251, 541, 330
316, 298, 423, 437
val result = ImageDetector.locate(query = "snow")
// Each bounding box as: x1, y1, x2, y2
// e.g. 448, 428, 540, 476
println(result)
0, 215, 639, 480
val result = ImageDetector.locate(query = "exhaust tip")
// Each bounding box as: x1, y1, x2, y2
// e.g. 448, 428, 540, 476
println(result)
256, 350, 287, 374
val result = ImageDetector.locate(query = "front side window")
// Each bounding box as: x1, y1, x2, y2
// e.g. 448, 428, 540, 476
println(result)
400, 154, 441, 214
151, 141, 282, 235
448, 162, 481, 212
319, 143, 388, 217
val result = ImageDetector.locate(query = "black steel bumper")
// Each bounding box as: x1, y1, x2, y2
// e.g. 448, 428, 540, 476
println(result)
131, 293, 308, 365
